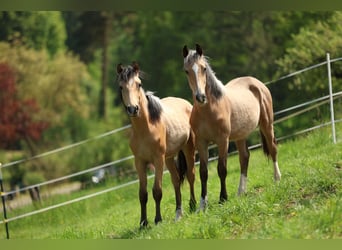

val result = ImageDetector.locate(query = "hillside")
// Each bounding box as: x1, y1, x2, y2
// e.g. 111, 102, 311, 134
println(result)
4, 124, 342, 239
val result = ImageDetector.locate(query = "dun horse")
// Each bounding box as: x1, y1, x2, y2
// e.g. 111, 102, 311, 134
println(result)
182, 44, 281, 210
116, 62, 196, 227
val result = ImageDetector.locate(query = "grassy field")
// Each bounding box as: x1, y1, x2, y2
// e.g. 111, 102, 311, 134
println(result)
2, 125, 341, 239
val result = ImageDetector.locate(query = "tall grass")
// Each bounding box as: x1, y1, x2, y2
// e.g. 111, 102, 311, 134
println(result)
2, 124, 341, 239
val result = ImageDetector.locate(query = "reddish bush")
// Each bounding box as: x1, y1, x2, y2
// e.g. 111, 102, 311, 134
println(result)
0, 63, 48, 149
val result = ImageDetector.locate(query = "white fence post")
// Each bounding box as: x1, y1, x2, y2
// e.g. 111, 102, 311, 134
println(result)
326, 53, 337, 144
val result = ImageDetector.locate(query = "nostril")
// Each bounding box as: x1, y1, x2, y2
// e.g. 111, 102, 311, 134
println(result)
134, 105, 139, 114
126, 105, 139, 115
196, 94, 206, 103
126, 106, 133, 114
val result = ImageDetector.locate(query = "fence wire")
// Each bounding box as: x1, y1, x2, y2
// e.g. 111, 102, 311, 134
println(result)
0, 56, 341, 227
2, 91, 341, 197
1, 118, 341, 225
1, 125, 132, 169
264, 57, 342, 85
2, 58, 342, 170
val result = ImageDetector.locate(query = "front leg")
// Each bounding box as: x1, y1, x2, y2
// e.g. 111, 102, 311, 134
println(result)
217, 139, 228, 203
197, 140, 209, 211
135, 159, 148, 227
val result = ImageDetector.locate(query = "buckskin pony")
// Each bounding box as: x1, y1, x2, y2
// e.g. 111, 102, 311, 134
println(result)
182, 44, 281, 210
116, 62, 196, 227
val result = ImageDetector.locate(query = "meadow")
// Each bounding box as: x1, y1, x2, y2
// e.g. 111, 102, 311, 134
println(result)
2, 125, 341, 239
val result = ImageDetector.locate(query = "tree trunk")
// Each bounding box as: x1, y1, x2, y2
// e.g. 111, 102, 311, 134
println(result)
99, 12, 112, 120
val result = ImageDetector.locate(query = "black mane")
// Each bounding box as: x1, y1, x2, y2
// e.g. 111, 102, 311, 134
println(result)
145, 91, 162, 123
117, 65, 135, 82
117, 64, 146, 82
205, 61, 224, 100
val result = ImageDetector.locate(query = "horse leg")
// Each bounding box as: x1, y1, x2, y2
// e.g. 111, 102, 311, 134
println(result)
165, 157, 183, 221
217, 140, 228, 203
197, 140, 209, 211
152, 156, 164, 224
260, 124, 281, 181
259, 93, 281, 182
183, 133, 197, 212
135, 159, 148, 227
235, 139, 250, 195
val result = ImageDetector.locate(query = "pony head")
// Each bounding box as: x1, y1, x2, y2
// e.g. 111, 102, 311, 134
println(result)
117, 61, 142, 116
183, 44, 208, 105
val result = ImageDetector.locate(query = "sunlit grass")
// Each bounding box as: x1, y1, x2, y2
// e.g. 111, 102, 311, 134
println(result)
4, 124, 341, 239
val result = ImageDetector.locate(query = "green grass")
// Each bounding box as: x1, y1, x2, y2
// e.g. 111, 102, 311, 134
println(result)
2, 124, 341, 239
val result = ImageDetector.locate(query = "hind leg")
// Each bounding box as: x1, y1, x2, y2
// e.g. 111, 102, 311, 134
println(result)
260, 125, 281, 181
165, 157, 183, 221
182, 134, 197, 212
236, 140, 250, 195
135, 159, 148, 227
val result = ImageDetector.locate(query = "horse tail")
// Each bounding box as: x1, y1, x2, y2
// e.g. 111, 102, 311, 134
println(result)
260, 130, 277, 159
260, 131, 270, 158
255, 79, 275, 160
176, 150, 187, 184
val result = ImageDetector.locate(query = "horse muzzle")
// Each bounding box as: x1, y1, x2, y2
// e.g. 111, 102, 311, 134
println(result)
195, 93, 207, 104
126, 105, 139, 116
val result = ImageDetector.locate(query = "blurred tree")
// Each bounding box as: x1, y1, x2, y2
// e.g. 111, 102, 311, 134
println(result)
0, 11, 66, 56
63, 11, 124, 119
109, 11, 333, 102
62, 12, 106, 63
275, 11, 342, 98
0, 63, 48, 151
0, 42, 92, 147
272, 11, 342, 136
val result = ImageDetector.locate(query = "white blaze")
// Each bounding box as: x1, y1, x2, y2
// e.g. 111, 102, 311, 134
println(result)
191, 63, 202, 96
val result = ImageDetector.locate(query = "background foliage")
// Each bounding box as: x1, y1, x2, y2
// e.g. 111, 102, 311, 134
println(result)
0, 11, 341, 188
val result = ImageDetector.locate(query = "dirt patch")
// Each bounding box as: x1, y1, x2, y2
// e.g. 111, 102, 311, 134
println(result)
5, 182, 82, 210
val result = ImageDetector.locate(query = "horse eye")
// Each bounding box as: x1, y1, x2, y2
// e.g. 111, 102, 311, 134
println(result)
185, 70, 189, 74
119, 86, 123, 90
138, 83, 142, 88
203, 67, 207, 72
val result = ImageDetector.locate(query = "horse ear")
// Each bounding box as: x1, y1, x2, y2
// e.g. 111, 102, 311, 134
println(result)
132, 61, 139, 73
195, 43, 203, 56
183, 45, 189, 58
117, 63, 123, 74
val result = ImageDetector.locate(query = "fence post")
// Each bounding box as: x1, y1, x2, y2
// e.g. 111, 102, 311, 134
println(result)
0, 163, 10, 239
326, 53, 337, 144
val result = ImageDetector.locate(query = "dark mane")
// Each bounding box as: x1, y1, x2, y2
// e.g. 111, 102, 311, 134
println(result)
117, 65, 134, 82
117, 65, 145, 82
184, 50, 224, 100
204, 59, 224, 100
145, 91, 162, 123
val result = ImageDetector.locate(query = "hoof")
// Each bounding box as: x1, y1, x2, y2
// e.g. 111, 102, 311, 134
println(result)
175, 208, 183, 222
154, 217, 162, 225
219, 197, 227, 205
219, 192, 228, 204
139, 220, 148, 229
197, 196, 208, 212
237, 187, 247, 196
273, 162, 281, 181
